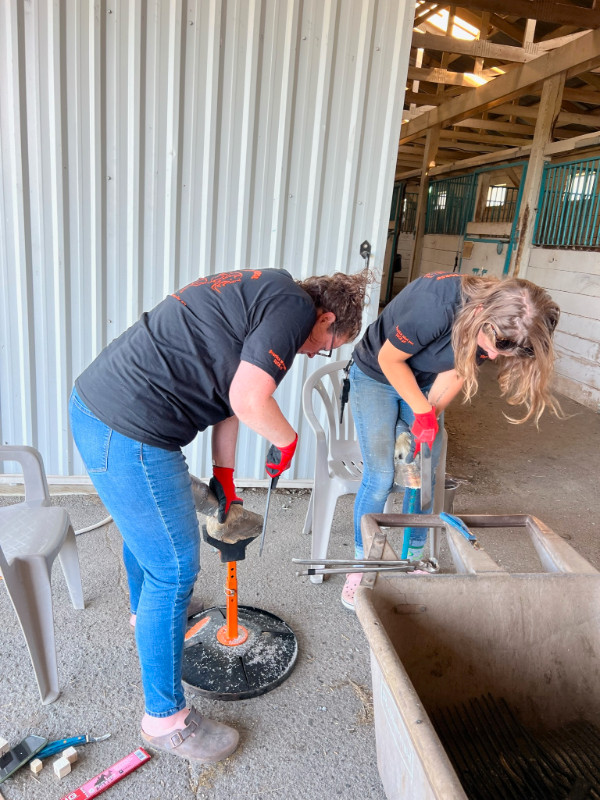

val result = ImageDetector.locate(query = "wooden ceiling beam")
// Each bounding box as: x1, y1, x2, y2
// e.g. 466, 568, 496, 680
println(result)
450, 9, 524, 44
537, 30, 591, 51
399, 29, 600, 144
487, 14, 526, 44
413, 3, 446, 28
407, 66, 488, 87
545, 129, 600, 155
576, 70, 600, 89
404, 90, 445, 107
490, 102, 600, 127
429, 144, 532, 175
453, 117, 535, 134
538, 24, 580, 42
438, 129, 532, 146
411, 31, 535, 62
562, 85, 600, 103
454, 1, 600, 28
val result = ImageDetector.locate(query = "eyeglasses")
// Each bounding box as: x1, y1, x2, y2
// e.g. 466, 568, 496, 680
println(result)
485, 323, 535, 358
317, 325, 336, 358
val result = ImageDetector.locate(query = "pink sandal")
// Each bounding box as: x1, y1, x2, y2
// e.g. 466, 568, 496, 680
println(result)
341, 572, 363, 611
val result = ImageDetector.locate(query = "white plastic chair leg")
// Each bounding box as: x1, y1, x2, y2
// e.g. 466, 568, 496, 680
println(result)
9, 558, 60, 704
58, 525, 85, 609
309, 489, 342, 585
302, 489, 314, 535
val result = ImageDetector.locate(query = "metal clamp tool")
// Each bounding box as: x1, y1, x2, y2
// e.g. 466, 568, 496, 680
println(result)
420, 442, 432, 509
259, 475, 279, 556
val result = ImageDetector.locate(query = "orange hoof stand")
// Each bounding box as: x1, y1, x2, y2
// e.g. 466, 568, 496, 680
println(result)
181, 527, 297, 700
216, 561, 249, 646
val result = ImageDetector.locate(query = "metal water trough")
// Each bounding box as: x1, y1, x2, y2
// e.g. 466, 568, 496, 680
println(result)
355, 513, 600, 800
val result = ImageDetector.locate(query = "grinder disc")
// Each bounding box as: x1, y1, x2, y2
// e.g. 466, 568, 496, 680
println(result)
182, 605, 298, 700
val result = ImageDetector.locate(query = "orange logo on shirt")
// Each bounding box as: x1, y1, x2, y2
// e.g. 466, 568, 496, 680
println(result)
395, 327, 414, 345
171, 271, 246, 304
208, 271, 244, 293
251, 270, 262, 279
269, 350, 287, 371
423, 271, 459, 280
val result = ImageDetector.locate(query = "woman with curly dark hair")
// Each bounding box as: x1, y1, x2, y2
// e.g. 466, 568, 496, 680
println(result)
343, 271, 562, 611
69, 266, 370, 766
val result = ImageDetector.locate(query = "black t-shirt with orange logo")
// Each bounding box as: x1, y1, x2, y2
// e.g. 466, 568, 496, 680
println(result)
353, 271, 486, 389
75, 269, 316, 450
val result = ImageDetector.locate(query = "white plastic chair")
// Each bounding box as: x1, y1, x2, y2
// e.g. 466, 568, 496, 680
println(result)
0, 446, 84, 704
302, 360, 447, 583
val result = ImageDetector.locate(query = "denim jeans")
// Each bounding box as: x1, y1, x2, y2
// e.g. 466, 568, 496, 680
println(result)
69, 388, 199, 717
349, 362, 444, 559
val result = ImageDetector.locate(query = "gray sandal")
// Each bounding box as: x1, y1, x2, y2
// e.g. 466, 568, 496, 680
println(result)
141, 707, 239, 763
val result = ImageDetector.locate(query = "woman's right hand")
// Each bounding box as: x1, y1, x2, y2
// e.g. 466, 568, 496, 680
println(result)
410, 407, 438, 456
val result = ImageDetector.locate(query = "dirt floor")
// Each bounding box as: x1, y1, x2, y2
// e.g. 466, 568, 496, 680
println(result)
0, 366, 598, 800
444, 364, 600, 574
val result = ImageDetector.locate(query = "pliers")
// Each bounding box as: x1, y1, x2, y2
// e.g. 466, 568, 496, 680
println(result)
440, 512, 480, 548
36, 733, 110, 760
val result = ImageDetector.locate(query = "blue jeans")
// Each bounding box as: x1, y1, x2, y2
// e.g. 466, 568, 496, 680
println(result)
69, 388, 200, 717
349, 362, 444, 558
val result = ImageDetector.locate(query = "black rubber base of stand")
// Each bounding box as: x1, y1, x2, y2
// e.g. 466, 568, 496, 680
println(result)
182, 606, 298, 701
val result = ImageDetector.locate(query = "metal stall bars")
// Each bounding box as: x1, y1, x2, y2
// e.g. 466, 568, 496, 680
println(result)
534, 154, 600, 249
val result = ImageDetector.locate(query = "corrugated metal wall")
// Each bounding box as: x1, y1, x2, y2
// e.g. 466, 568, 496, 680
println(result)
0, 0, 413, 481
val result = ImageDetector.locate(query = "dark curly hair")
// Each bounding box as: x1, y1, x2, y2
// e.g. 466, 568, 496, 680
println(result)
296, 267, 374, 341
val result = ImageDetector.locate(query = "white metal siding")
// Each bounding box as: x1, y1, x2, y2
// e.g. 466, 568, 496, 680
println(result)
0, 0, 413, 480
528, 249, 600, 412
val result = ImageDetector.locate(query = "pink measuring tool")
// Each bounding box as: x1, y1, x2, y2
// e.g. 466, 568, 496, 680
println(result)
59, 748, 151, 800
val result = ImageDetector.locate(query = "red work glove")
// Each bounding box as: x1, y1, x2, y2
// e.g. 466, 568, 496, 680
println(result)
410, 407, 438, 457
209, 466, 243, 523
265, 434, 298, 479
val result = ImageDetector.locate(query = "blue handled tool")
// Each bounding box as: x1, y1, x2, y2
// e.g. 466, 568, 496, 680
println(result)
37, 733, 110, 760
440, 512, 479, 545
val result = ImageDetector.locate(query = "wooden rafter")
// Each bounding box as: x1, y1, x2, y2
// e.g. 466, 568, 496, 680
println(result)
412, 32, 535, 62
489, 102, 600, 128
407, 66, 492, 87
396, 6, 600, 185
452, 117, 535, 134
413, 3, 446, 28
437, 129, 532, 146
455, 1, 600, 28
400, 29, 600, 144
455, 9, 525, 44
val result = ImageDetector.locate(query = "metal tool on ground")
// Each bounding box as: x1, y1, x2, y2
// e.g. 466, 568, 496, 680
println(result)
0, 735, 47, 784
259, 474, 278, 556
59, 748, 151, 800
420, 442, 432, 509
37, 732, 111, 760
293, 556, 439, 576
182, 526, 298, 700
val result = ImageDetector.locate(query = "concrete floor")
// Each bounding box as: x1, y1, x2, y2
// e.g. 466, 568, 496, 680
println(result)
0, 367, 599, 800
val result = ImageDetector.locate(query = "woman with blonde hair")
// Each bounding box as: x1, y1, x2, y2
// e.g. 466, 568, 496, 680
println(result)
342, 270, 561, 611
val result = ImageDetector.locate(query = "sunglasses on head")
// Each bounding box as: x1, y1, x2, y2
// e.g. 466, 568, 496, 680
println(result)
485, 323, 535, 358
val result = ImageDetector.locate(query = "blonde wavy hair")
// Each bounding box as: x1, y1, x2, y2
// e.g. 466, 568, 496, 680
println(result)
451, 276, 562, 424
296, 266, 374, 341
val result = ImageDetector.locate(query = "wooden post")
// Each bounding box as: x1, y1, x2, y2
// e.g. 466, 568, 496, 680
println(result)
408, 125, 440, 283
510, 72, 566, 278
474, 172, 491, 222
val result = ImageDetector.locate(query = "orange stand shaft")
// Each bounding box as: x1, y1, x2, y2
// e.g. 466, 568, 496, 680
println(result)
217, 561, 248, 646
